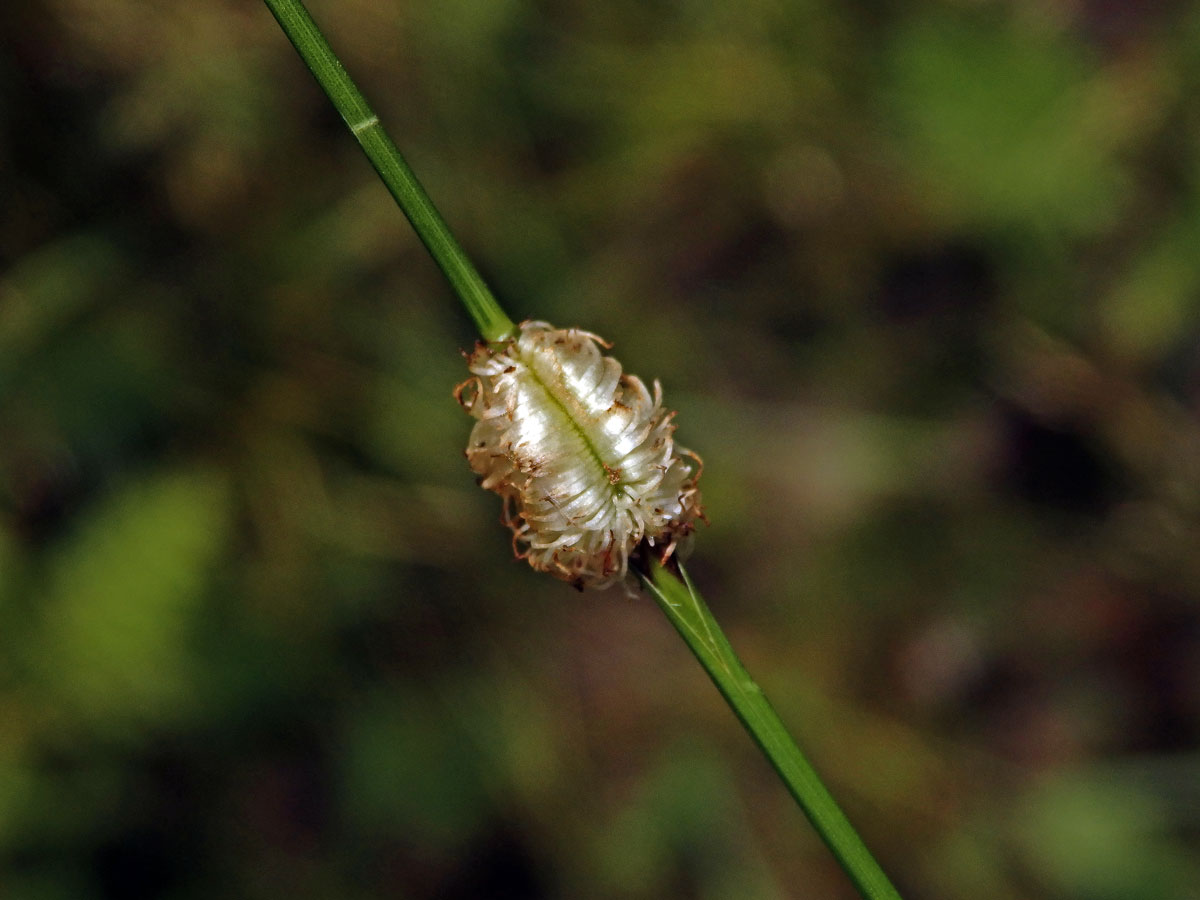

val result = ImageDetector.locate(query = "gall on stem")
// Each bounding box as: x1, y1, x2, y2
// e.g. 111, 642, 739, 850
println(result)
456, 321, 704, 590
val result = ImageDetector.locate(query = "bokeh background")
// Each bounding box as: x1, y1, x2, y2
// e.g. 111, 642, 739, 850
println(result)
4, 0, 1200, 897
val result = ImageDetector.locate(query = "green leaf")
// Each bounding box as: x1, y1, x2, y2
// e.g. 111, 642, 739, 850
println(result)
886, 15, 1126, 236
34, 468, 230, 732
1101, 217, 1200, 363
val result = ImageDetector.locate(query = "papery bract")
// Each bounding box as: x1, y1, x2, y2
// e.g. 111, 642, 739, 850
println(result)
457, 321, 703, 589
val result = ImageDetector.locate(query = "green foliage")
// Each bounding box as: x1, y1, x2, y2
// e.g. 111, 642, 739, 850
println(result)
1019, 768, 1200, 899
1101, 215, 1200, 363
886, 14, 1129, 237
3, 0, 1200, 897
340, 688, 492, 847
33, 468, 229, 731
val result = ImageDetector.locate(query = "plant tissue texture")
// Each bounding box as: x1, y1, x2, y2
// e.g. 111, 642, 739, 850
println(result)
457, 321, 703, 590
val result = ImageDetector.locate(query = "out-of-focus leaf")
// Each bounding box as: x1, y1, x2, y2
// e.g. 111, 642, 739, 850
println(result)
1016, 768, 1200, 900
17, 307, 177, 457
0, 522, 22, 621
591, 743, 783, 900
33, 467, 230, 732
339, 687, 491, 848
0, 750, 35, 845
4, 0, 1200, 896
1101, 216, 1200, 363
0, 234, 124, 381
886, 16, 1127, 237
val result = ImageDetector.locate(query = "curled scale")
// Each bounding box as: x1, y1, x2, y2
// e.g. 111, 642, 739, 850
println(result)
456, 321, 703, 590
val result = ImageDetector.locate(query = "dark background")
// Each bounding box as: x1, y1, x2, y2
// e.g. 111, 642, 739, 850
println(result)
3, 1, 1200, 897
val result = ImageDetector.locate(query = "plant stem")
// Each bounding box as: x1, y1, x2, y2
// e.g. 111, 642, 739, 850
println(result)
642, 562, 903, 900
262, 5, 902, 897
261, 0, 515, 342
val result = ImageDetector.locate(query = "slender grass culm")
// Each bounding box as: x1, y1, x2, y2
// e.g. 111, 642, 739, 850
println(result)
260, 1, 905, 897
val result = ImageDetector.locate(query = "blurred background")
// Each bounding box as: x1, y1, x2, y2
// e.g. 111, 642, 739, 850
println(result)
3, 0, 1200, 897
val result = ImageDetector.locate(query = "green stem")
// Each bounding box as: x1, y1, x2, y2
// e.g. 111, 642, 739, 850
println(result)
262, 4, 899, 895
261, 0, 515, 342
642, 562, 903, 900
